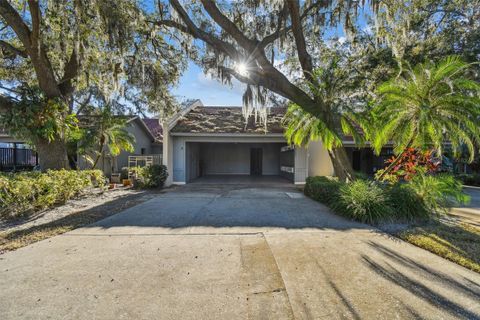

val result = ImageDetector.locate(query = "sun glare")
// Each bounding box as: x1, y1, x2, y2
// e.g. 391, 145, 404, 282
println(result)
235, 62, 248, 76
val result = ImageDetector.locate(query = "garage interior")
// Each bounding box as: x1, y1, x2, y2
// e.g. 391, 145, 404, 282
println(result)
185, 142, 293, 183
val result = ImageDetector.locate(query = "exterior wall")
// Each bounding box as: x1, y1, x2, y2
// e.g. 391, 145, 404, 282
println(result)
307, 141, 335, 177
279, 148, 294, 181
78, 119, 156, 176
151, 144, 163, 154
116, 120, 154, 170
198, 143, 281, 176
294, 147, 308, 184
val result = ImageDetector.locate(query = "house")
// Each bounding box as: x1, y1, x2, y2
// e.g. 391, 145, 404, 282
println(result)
0, 128, 38, 171
77, 116, 163, 176
162, 100, 343, 186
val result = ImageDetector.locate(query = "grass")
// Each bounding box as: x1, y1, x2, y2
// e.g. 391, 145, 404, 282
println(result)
397, 222, 480, 273
0, 191, 154, 253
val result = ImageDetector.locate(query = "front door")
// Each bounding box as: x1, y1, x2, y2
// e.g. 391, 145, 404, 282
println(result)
250, 148, 263, 175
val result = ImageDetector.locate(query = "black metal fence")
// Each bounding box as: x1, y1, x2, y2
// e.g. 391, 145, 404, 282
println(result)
0, 147, 38, 171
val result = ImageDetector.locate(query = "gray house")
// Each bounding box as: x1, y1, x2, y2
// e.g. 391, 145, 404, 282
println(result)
78, 116, 163, 176
162, 100, 337, 186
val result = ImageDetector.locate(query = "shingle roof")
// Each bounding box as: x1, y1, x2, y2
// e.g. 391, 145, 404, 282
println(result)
142, 118, 163, 143
170, 106, 286, 134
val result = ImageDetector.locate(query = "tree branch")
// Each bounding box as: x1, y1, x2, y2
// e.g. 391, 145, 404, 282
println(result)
163, 0, 321, 117
0, 0, 32, 48
0, 0, 61, 98
286, 0, 314, 83
28, 0, 41, 45
260, 0, 327, 48
164, 0, 241, 60
0, 40, 27, 58
200, 0, 256, 51
61, 48, 79, 84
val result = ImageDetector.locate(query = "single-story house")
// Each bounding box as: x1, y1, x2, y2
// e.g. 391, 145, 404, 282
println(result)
162, 100, 390, 186
77, 116, 163, 176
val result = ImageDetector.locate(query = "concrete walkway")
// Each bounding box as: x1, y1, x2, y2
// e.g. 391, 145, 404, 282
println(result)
1, 184, 479, 319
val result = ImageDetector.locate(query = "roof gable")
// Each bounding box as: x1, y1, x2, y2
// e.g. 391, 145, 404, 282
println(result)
142, 118, 163, 143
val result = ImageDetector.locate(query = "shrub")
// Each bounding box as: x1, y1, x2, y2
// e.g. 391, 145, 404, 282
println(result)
0, 169, 105, 219
387, 183, 430, 221
333, 180, 392, 224
456, 173, 480, 187
354, 171, 371, 180
304, 176, 341, 206
404, 173, 469, 215
305, 173, 468, 224
120, 167, 129, 180
375, 148, 440, 183
132, 164, 168, 188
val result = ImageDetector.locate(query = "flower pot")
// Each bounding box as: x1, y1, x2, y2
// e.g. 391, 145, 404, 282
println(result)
122, 179, 131, 187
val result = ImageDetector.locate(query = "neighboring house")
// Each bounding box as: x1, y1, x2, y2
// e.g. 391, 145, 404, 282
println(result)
163, 100, 336, 185
0, 128, 38, 171
78, 117, 163, 176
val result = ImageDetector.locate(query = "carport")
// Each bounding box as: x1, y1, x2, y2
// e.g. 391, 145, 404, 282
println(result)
185, 142, 289, 182
164, 104, 309, 185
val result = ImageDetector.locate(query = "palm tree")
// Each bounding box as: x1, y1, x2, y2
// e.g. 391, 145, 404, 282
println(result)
283, 56, 367, 181
372, 56, 480, 180
91, 122, 135, 169
79, 106, 135, 170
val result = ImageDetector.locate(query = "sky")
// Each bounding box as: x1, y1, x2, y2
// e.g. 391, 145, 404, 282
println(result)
169, 3, 371, 107
171, 61, 245, 106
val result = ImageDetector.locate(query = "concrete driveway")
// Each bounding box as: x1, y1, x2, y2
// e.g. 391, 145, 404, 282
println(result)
450, 186, 480, 226
1, 184, 479, 319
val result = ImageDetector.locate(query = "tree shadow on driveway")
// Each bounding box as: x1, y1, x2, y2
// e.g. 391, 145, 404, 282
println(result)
363, 241, 480, 319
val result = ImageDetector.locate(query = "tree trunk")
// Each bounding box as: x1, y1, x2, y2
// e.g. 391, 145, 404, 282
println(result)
328, 147, 355, 182
35, 136, 69, 170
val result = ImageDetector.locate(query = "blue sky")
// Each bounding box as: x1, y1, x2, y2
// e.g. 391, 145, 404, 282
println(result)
171, 61, 244, 106
169, 4, 371, 107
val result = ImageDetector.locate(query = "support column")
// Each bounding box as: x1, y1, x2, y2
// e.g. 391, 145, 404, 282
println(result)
162, 121, 174, 186
12, 143, 17, 171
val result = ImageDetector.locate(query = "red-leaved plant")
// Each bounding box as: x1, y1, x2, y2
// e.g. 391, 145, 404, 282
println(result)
375, 148, 440, 183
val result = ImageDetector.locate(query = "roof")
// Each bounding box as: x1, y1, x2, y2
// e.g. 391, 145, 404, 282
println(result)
170, 106, 286, 134
142, 118, 163, 143
76, 115, 162, 144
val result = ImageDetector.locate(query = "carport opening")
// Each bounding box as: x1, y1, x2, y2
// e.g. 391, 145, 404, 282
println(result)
185, 142, 294, 184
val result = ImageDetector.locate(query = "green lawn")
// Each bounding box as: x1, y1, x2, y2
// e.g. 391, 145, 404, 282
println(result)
398, 222, 480, 273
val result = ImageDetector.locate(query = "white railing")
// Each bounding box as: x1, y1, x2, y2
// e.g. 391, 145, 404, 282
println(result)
128, 154, 163, 168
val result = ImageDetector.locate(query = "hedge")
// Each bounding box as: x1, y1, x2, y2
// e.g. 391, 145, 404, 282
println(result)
456, 173, 480, 187
304, 174, 467, 224
0, 169, 105, 219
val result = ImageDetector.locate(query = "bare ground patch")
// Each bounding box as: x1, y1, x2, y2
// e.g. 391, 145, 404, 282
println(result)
0, 188, 162, 253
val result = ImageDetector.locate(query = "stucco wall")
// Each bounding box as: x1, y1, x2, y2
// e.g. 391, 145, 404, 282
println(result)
116, 120, 154, 170
307, 141, 335, 177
